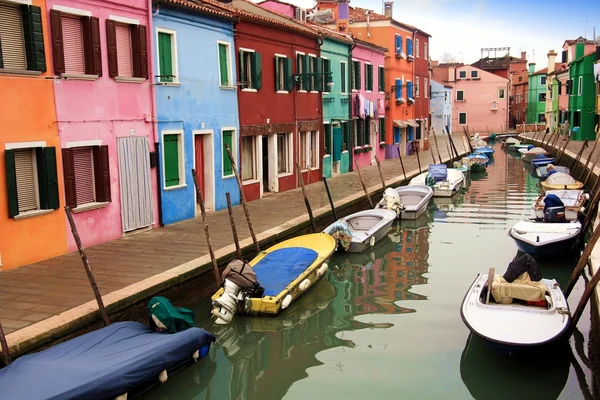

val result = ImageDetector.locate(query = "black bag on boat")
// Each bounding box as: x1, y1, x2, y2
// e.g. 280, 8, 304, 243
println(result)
503, 253, 542, 283
221, 259, 265, 298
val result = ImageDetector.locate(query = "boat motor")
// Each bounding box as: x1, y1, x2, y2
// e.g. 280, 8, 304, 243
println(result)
382, 188, 405, 217
543, 194, 566, 223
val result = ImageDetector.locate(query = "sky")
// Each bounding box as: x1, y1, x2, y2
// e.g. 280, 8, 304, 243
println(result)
266, 0, 600, 70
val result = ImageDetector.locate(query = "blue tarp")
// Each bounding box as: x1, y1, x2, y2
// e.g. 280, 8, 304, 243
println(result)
427, 164, 448, 182
0, 321, 215, 400
544, 194, 565, 209
253, 247, 318, 296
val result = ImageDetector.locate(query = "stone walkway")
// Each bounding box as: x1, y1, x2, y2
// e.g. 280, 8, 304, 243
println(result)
0, 136, 469, 356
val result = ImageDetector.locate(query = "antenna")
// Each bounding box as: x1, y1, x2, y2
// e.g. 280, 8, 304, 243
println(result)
531, 49, 535, 63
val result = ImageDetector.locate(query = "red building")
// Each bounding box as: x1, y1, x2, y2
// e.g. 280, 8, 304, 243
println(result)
414, 30, 431, 147
224, 0, 322, 201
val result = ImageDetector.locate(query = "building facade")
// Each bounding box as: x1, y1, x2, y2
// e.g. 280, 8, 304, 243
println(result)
526, 64, 548, 124
511, 69, 528, 127
429, 79, 452, 136
413, 29, 431, 150
152, 0, 240, 225
568, 42, 598, 140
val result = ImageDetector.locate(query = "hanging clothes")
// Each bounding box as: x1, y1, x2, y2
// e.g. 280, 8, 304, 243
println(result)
359, 95, 366, 119
594, 63, 600, 82
378, 99, 385, 116
354, 95, 361, 117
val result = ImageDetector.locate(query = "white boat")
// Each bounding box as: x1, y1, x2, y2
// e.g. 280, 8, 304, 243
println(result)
409, 167, 465, 197
323, 209, 396, 253
508, 220, 581, 260
522, 147, 550, 161
533, 190, 587, 221
375, 185, 433, 220
461, 268, 570, 348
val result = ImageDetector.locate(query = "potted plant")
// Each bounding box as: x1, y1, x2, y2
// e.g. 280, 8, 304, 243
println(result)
407, 98, 415, 105
396, 97, 406, 105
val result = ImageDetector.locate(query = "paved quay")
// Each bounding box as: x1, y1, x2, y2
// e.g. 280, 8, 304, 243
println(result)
0, 137, 469, 359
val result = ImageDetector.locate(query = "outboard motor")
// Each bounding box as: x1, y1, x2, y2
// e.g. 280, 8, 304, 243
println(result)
543, 194, 566, 223
382, 188, 405, 217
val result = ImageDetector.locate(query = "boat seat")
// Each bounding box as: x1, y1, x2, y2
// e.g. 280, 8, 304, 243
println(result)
490, 273, 547, 304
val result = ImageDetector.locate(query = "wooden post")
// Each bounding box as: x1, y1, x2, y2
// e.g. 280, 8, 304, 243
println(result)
374, 156, 386, 189
565, 223, 600, 297
447, 130, 460, 160
582, 179, 600, 233
296, 163, 316, 233
462, 127, 474, 153
355, 160, 374, 208
486, 268, 495, 304
396, 147, 407, 181
583, 150, 600, 187
65, 206, 110, 326
322, 175, 338, 221
414, 141, 422, 173
570, 139, 589, 178
444, 129, 453, 158
0, 320, 10, 365
225, 192, 243, 260
192, 170, 221, 284
567, 265, 600, 338
431, 128, 443, 164
579, 125, 600, 180
556, 129, 572, 164
225, 144, 260, 254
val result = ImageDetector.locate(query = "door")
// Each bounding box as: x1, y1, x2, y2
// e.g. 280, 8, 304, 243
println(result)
332, 125, 342, 162
117, 136, 154, 232
262, 136, 269, 192
194, 135, 204, 214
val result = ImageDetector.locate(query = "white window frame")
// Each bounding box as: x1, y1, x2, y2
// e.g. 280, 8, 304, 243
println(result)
415, 38, 420, 58
351, 58, 359, 92
458, 112, 467, 125
459, 70, 467, 79
470, 70, 478, 79
365, 61, 372, 93
295, 51, 306, 93
415, 77, 419, 97
277, 132, 293, 176
498, 88, 505, 99
299, 131, 320, 171
239, 47, 256, 92
578, 76, 583, 95
424, 42, 428, 60
424, 78, 428, 98
308, 53, 318, 93
221, 127, 238, 179
217, 40, 233, 88
161, 129, 186, 190
456, 90, 464, 102
156, 27, 179, 85
241, 135, 259, 183
541, 76, 547, 85
340, 60, 347, 95
274, 53, 288, 94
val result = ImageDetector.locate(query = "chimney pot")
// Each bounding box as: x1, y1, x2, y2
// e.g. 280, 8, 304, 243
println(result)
383, 1, 393, 18
521, 51, 526, 60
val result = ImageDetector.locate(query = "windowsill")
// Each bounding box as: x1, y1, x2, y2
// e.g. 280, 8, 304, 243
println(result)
243, 179, 260, 185
310, 91, 319, 94
14, 209, 53, 220
223, 175, 235, 180
61, 73, 99, 81
341, 93, 347, 96
276, 90, 289, 94
242, 88, 257, 92
379, 91, 385, 94
220, 85, 236, 90
164, 183, 187, 191
366, 90, 372, 93
298, 90, 307, 93
0, 69, 42, 77
115, 76, 147, 83
155, 82, 181, 87
352, 90, 358, 92
72, 202, 110, 213
278, 172, 293, 178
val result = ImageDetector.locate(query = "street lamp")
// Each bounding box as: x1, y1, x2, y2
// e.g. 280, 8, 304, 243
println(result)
293, 72, 334, 87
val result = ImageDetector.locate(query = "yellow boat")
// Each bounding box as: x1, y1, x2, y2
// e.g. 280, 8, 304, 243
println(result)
540, 172, 584, 191
211, 233, 336, 323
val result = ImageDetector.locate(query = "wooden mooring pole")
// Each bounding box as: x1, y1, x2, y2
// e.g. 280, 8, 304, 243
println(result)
414, 141, 422, 173
567, 264, 600, 338
374, 155, 386, 189
296, 163, 316, 233
579, 125, 600, 181
583, 150, 600, 187
354, 160, 374, 208
0, 320, 10, 365
462, 127, 474, 153
396, 147, 407, 181
447, 130, 460, 160
322, 175, 338, 221
65, 206, 110, 326
556, 129, 572, 164
225, 144, 260, 253
225, 192, 242, 260
192, 169, 221, 284
570, 139, 588, 178
565, 224, 600, 297
431, 128, 443, 164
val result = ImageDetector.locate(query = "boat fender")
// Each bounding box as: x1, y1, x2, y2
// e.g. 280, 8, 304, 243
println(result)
316, 262, 328, 277
282, 319, 292, 327
159, 370, 168, 383
281, 294, 293, 309
115, 394, 128, 400
192, 350, 200, 362
584, 193, 590, 200
370, 236, 375, 247
580, 206, 585, 213
299, 279, 311, 291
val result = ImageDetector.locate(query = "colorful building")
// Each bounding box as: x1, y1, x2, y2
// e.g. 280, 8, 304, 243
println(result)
526, 64, 549, 124
511, 69, 528, 127
0, 0, 66, 270
429, 79, 453, 136
414, 29, 431, 149
568, 42, 598, 140
152, 0, 240, 225
545, 50, 569, 132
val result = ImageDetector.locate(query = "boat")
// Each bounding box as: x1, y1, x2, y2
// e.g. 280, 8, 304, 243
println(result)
530, 156, 555, 168
533, 165, 570, 180
533, 190, 587, 221
501, 137, 520, 148
508, 220, 581, 260
461, 153, 488, 172
521, 147, 550, 161
541, 172, 584, 191
509, 144, 533, 152
0, 320, 215, 399
473, 146, 494, 157
409, 164, 465, 197
323, 209, 396, 253
211, 233, 336, 324
460, 258, 570, 350
375, 185, 433, 220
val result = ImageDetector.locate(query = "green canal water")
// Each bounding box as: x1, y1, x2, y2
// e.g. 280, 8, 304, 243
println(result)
142, 143, 596, 400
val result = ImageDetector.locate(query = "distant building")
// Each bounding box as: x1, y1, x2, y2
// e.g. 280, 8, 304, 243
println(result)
511, 69, 528, 127
568, 41, 599, 140
429, 79, 452, 135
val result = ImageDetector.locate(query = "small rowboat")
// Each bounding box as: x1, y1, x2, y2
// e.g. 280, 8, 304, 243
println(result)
533, 165, 570, 180
541, 172, 584, 191
530, 157, 556, 168
323, 209, 396, 253
509, 144, 533, 152
521, 147, 550, 161
533, 190, 587, 221
508, 220, 581, 260
375, 185, 433, 220
462, 153, 488, 172
409, 164, 465, 197
473, 146, 494, 157
501, 137, 520, 148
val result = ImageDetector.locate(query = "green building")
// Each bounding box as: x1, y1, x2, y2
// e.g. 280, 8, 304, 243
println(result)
526, 63, 548, 124
568, 42, 598, 140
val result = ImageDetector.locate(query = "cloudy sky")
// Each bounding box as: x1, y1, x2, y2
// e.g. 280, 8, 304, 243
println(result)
268, 0, 600, 69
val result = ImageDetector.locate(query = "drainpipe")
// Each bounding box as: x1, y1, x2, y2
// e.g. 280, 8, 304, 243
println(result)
317, 34, 324, 182
348, 39, 356, 171
150, 1, 163, 226
412, 29, 418, 149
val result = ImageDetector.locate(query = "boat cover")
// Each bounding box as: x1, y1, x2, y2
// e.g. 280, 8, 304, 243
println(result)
491, 273, 547, 304
542, 190, 583, 207
324, 220, 353, 251
253, 247, 318, 296
503, 253, 541, 283
220, 259, 264, 297
0, 321, 215, 400
527, 147, 549, 155
148, 296, 196, 333
543, 194, 565, 209
546, 172, 578, 185
427, 164, 447, 182
536, 165, 570, 178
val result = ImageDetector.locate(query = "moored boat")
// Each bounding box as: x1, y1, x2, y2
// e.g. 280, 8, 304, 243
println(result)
461, 153, 488, 172
501, 137, 520, 148
533, 165, 570, 180
409, 164, 465, 197
375, 185, 433, 220
541, 172, 584, 191
533, 190, 587, 221
323, 209, 396, 253
509, 144, 533, 152
521, 147, 550, 161
473, 146, 494, 157
530, 156, 556, 168
508, 220, 581, 260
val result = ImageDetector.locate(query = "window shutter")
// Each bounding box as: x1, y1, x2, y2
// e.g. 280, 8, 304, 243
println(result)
0, 39, 3, 68
20, 5, 46, 72
364, 64, 367, 91
325, 59, 331, 93
62, 148, 77, 208
302, 55, 309, 91
274, 57, 280, 91
137, 25, 148, 78
93, 145, 111, 202
222, 131, 233, 176
380, 118, 386, 142
408, 81, 413, 98
164, 135, 180, 186
369, 65, 373, 91
407, 38, 413, 56
73, 147, 94, 205
14, 149, 38, 213
42, 147, 59, 209
395, 79, 401, 99
315, 57, 322, 91
284, 57, 293, 91
356, 62, 361, 90
106, 19, 118, 77
50, 10, 65, 74
239, 49, 246, 86
0, 3, 27, 70
378, 67, 384, 92
364, 119, 370, 145
218, 43, 229, 86
5, 150, 19, 218
359, 120, 364, 146
82, 17, 102, 76
395, 35, 400, 53
115, 24, 133, 77
62, 15, 85, 74
251, 51, 262, 90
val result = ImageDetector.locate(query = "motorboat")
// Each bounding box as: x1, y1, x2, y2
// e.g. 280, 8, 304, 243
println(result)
409, 164, 465, 197
533, 165, 570, 181
461, 153, 489, 172
541, 172, 584, 191
473, 146, 494, 157
533, 190, 587, 221
530, 156, 556, 168
375, 185, 433, 220
323, 209, 396, 253
508, 220, 581, 260
521, 147, 550, 161
501, 137, 520, 148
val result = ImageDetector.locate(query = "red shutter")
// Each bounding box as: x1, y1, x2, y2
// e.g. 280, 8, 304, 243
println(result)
61, 15, 85, 74
73, 147, 95, 205
61, 148, 77, 208
106, 19, 118, 77
82, 16, 102, 76
50, 10, 65, 74
93, 145, 111, 202
115, 24, 133, 77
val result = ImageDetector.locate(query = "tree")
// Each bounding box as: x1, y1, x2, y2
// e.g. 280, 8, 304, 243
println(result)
440, 52, 459, 63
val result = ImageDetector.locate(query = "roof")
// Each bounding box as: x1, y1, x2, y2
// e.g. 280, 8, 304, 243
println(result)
307, 22, 354, 44
563, 36, 596, 45
161, 0, 236, 20
348, 6, 431, 37
256, 0, 297, 7
532, 63, 561, 75
352, 37, 388, 53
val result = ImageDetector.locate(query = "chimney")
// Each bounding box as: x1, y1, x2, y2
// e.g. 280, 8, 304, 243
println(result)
528, 62, 535, 74
547, 50, 557, 74
448, 65, 455, 82
521, 51, 526, 60
383, 1, 393, 18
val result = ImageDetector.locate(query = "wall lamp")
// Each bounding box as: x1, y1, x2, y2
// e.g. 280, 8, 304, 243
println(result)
293, 72, 334, 87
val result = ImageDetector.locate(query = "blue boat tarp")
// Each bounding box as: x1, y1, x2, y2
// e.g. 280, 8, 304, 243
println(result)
427, 164, 448, 182
0, 321, 215, 400
531, 158, 555, 167
253, 247, 318, 296
474, 146, 494, 154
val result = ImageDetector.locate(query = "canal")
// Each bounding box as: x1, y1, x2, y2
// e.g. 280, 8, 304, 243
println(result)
141, 142, 596, 400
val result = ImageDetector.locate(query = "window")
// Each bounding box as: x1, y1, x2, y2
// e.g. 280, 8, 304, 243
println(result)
239, 49, 262, 90
340, 61, 347, 94
394, 35, 402, 55
277, 133, 291, 174
378, 66, 385, 92
470, 70, 478, 78
342, 122, 350, 151
321, 57, 331, 92
548, 88, 552, 100
456, 90, 464, 101
0, 3, 46, 72
218, 42, 232, 87
323, 124, 331, 155
540, 76, 547, 85
562, 50, 568, 63
379, 118, 386, 142
275, 55, 292, 92
364, 63, 373, 91
62, 145, 111, 208
106, 20, 148, 80
354, 120, 364, 147
498, 88, 505, 99
310, 131, 318, 168
5, 145, 59, 218
459, 112, 467, 124
415, 77, 419, 97
157, 29, 177, 83
539, 93, 546, 102
538, 113, 546, 123
364, 118, 371, 146
558, 81, 562, 95
406, 38, 413, 57
163, 132, 184, 187
296, 53, 307, 91
393, 126, 401, 144
424, 78, 428, 98
50, 10, 103, 76
241, 136, 256, 181
574, 111, 581, 126
308, 55, 318, 91
596, 81, 600, 96
407, 81, 413, 99
300, 131, 308, 170
395, 78, 402, 100
424, 42, 428, 60
578, 76, 582, 95
222, 129, 236, 178
459, 70, 466, 79
352, 60, 361, 90
415, 39, 419, 58
566, 79, 572, 95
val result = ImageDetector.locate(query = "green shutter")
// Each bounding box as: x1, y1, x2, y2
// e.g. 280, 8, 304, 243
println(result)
163, 135, 180, 187
368, 65, 373, 91
274, 57, 280, 91
365, 119, 371, 145
37, 147, 59, 209
5, 150, 19, 218
302, 55, 309, 91
239, 50, 246, 87
324, 124, 331, 155
222, 131, 233, 176
315, 57, 322, 92
340, 62, 345, 93
379, 67, 384, 92
324, 59, 332, 93
158, 32, 173, 82
20, 5, 46, 72
284, 58, 293, 91
251, 52, 262, 90
379, 118, 386, 142
356, 62, 361, 90
0, 38, 3, 69
218, 43, 229, 86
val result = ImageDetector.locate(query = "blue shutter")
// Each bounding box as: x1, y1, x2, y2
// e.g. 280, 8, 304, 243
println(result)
395, 79, 402, 99
395, 35, 401, 54
393, 127, 400, 144
408, 81, 413, 98
407, 39, 413, 56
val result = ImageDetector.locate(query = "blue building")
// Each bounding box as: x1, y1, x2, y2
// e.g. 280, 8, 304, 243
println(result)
429, 79, 453, 136
153, 0, 240, 225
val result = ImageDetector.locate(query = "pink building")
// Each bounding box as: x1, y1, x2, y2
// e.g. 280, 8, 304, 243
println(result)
47, 0, 158, 251
351, 39, 387, 168
257, 0, 296, 17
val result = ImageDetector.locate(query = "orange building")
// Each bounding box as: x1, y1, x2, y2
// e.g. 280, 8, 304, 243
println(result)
0, 0, 67, 269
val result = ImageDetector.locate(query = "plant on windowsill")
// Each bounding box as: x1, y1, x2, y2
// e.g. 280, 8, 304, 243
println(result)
353, 147, 364, 154
407, 54, 414, 61
379, 142, 387, 148
396, 97, 406, 105
407, 98, 415, 105
395, 52, 407, 59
